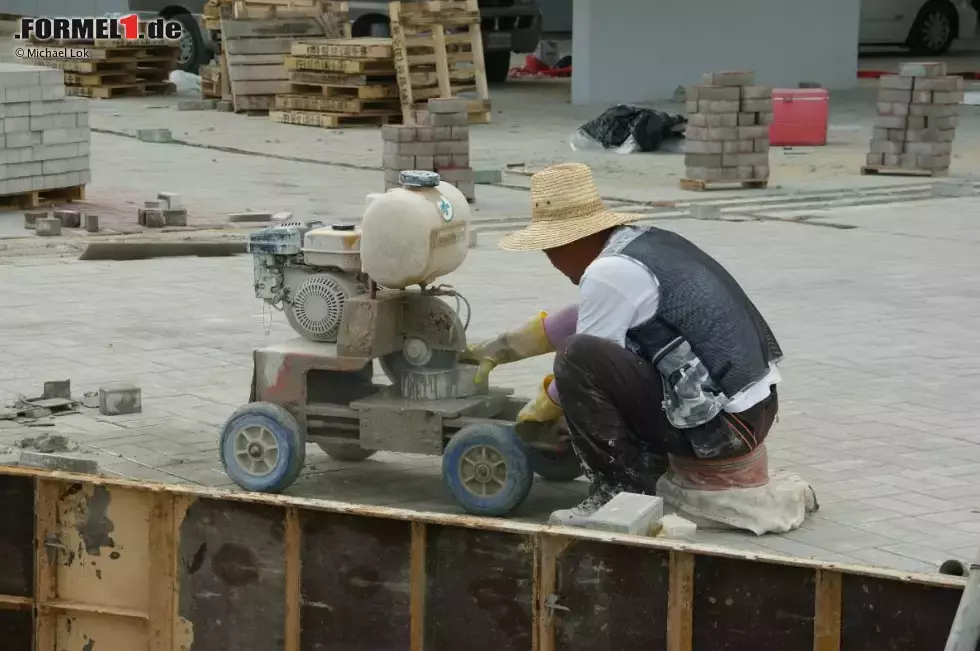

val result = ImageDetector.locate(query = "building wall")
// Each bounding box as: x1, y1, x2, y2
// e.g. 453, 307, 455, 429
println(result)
572, 0, 860, 104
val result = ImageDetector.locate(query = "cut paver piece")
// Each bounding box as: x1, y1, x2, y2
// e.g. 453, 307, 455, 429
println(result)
19, 450, 99, 475
24, 210, 47, 229
84, 214, 99, 232
98, 383, 142, 416
35, 217, 62, 236
137, 128, 173, 143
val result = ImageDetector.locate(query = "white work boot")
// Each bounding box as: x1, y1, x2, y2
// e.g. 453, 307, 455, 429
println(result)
548, 482, 623, 527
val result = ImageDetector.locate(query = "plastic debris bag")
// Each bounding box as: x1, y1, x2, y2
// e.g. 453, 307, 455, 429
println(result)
169, 70, 201, 95
570, 104, 688, 154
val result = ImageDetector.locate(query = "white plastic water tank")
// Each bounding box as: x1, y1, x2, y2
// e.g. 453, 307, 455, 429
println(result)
360, 171, 470, 289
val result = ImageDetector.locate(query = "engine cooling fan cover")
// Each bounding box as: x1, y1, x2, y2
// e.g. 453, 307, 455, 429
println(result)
284, 272, 361, 342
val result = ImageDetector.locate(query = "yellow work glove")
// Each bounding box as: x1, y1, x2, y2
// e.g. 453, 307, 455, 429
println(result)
517, 375, 563, 423
459, 311, 554, 384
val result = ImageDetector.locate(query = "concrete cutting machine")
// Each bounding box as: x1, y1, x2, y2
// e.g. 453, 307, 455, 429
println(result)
220, 171, 581, 516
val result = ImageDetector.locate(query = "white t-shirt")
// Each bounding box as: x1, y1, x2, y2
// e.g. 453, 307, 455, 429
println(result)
576, 248, 780, 414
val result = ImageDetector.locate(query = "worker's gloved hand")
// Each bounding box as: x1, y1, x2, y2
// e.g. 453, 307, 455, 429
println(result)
517, 374, 563, 423
459, 311, 555, 384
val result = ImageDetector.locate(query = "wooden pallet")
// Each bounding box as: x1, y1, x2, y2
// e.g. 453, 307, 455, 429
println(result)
289, 79, 399, 99
66, 82, 175, 99
270, 109, 395, 128
389, 0, 491, 125
860, 165, 949, 178
680, 178, 769, 192
32, 57, 175, 74
200, 63, 223, 99
275, 93, 398, 114
0, 184, 86, 210
218, 4, 343, 114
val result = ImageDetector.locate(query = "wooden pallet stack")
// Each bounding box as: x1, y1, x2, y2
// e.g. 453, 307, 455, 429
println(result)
389, 0, 491, 125
200, 63, 223, 99
29, 36, 178, 99
217, 1, 347, 113
273, 38, 402, 128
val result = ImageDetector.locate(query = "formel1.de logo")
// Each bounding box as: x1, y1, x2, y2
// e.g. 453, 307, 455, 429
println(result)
15, 15, 183, 41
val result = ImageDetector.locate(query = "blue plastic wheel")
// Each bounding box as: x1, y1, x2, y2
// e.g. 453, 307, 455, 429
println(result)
442, 423, 533, 517
219, 402, 306, 493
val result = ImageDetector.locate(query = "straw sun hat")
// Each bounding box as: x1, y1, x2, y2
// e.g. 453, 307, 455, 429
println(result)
498, 163, 642, 252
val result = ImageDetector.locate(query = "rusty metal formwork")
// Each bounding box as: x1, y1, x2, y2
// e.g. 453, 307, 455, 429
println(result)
0, 466, 967, 651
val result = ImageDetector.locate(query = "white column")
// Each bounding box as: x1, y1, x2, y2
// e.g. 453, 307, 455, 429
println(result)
571, 0, 860, 105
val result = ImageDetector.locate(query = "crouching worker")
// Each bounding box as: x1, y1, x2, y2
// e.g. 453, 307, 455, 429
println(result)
461, 163, 816, 535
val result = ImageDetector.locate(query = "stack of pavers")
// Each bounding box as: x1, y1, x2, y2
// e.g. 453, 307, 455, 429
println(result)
381, 97, 474, 201
0, 64, 90, 209
273, 38, 402, 128
864, 62, 962, 176
682, 70, 772, 191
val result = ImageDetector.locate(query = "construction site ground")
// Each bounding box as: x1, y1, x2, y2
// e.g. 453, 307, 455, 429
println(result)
1, 78, 979, 575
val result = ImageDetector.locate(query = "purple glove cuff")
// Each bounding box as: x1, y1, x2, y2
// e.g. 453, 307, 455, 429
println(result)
546, 379, 561, 406
543, 303, 578, 349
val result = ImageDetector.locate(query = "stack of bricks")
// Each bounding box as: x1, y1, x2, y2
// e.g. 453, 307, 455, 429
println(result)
381, 97, 475, 202
683, 71, 772, 185
0, 64, 90, 199
866, 62, 962, 174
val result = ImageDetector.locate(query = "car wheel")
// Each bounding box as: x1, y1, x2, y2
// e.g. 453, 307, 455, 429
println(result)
485, 50, 512, 84
907, 1, 957, 55
172, 13, 205, 74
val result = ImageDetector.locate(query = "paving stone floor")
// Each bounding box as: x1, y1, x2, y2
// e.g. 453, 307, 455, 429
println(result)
3, 195, 980, 574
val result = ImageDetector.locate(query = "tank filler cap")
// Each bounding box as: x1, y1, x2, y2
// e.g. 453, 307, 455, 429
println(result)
331, 224, 356, 231
399, 170, 440, 188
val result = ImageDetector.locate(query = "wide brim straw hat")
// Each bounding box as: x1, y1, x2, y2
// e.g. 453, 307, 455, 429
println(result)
498, 162, 643, 252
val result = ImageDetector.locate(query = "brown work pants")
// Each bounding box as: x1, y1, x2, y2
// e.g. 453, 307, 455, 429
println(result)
552, 334, 778, 494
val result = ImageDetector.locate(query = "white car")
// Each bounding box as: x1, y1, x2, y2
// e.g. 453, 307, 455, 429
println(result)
860, 0, 978, 54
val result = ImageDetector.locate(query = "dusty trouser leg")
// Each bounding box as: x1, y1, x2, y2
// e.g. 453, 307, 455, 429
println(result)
553, 334, 681, 498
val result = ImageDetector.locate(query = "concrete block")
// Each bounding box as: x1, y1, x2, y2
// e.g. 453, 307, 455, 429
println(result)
143, 209, 165, 228
870, 139, 903, 154
98, 383, 142, 416
430, 112, 468, 127
925, 115, 958, 129
701, 70, 755, 86
737, 112, 757, 126
688, 85, 740, 101
427, 97, 469, 114
383, 152, 416, 169
933, 91, 964, 105
451, 153, 469, 167
696, 99, 739, 114
917, 153, 951, 169
137, 128, 172, 143
739, 98, 772, 112
432, 126, 452, 140
434, 154, 453, 167
23, 209, 46, 229
686, 166, 726, 181
163, 209, 188, 226
582, 493, 664, 536
754, 164, 770, 178
754, 138, 770, 151
685, 153, 723, 168
875, 115, 908, 129
4, 102, 29, 117
720, 139, 753, 154
414, 110, 431, 126
178, 98, 217, 111
910, 103, 958, 117
905, 141, 952, 155
42, 127, 90, 145
84, 213, 99, 232
30, 114, 75, 130
687, 112, 737, 127
42, 379, 71, 400
914, 76, 964, 92
382, 124, 415, 142
905, 128, 955, 142
383, 168, 401, 183
35, 217, 61, 236
472, 168, 503, 184
414, 155, 434, 170
158, 192, 182, 210
685, 138, 723, 154
437, 167, 473, 182
404, 141, 436, 156
737, 125, 769, 139
866, 152, 885, 166
911, 90, 933, 104
658, 514, 697, 541
18, 451, 99, 475
740, 85, 772, 99
6, 131, 40, 148
878, 89, 912, 103
878, 102, 910, 116
53, 209, 80, 228
415, 126, 433, 141
883, 153, 901, 166
216, 100, 234, 112
272, 211, 294, 222
227, 211, 272, 223
907, 116, 927, 130
899, 61, 947, 77
3, 116, 28, 133
450, 125, 469, 141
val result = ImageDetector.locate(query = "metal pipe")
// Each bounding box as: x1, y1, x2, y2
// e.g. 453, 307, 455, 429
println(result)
945, 546, 980, 651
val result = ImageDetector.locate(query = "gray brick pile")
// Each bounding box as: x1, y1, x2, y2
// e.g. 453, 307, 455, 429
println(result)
866, 62, 962, 174
381, 97, 475, 202
0, 63, 90, 197
684, 70, 771, 183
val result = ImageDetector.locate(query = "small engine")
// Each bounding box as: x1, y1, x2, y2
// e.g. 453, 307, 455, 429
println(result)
247, 220, 366, 342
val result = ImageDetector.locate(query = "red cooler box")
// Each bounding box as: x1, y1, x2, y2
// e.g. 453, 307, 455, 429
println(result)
769, 88, 829, 146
